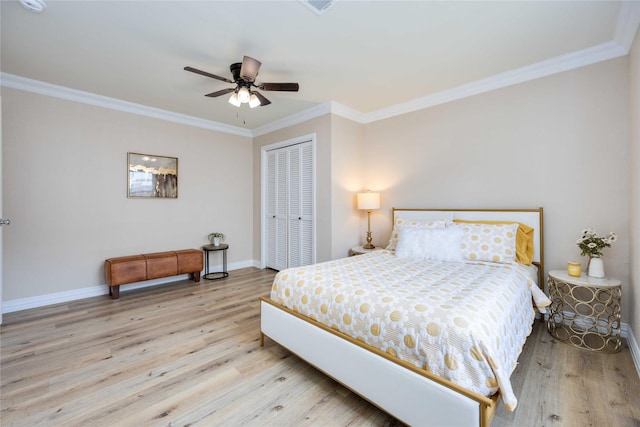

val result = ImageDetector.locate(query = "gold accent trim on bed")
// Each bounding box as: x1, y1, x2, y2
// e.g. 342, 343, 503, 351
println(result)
260, 296, 498, 408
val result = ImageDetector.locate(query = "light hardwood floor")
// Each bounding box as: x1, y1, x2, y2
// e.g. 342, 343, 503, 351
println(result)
1, 267, 639, 426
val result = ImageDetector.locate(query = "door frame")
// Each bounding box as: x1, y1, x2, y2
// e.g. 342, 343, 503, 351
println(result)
1, 94, 4, 324
260, 133, 316, 269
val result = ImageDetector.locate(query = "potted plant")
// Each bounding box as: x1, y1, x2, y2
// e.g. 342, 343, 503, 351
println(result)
576, 228, 617, 278
208, 232, 226, 246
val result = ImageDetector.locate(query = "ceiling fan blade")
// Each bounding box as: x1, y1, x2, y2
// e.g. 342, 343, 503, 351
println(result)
240, 56, 262, 81
259, 82, 299, 92
205, 87, 236, 98
184, 66, 233, 83
253, 91, 271, 106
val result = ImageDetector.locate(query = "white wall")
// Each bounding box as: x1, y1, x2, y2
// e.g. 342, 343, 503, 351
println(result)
2, 87, 253, 301
629, 28, 640, 349
361, 57, 631, 321
330, 115, 365, 258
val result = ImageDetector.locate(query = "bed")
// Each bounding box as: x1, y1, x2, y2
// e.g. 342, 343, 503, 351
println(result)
260, 208, 549, 426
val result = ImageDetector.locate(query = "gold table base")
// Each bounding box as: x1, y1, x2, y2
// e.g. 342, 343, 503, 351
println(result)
546, 274, 621, 353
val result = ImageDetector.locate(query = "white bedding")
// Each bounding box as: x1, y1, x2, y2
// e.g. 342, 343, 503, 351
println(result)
270, 250, 550, 410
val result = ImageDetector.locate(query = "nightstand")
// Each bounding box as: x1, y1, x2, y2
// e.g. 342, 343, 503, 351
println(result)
546, 270, 621, 353
349, 246, 384, 256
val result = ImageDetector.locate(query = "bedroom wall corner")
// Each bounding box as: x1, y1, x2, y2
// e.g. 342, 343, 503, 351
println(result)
628, 25, 640, 372
330, 115, 366, 259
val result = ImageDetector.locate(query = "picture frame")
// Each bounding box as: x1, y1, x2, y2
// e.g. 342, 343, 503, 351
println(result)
127, 152, 178, 198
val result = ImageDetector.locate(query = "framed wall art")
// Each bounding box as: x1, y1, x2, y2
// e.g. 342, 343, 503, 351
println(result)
128, 152, 178, 198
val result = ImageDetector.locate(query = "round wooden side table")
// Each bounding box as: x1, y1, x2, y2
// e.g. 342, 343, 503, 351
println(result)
546, 270, 621, 353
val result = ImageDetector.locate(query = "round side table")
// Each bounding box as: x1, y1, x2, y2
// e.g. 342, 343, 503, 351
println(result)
202, 244, 229, 280
546, 270, 621, 353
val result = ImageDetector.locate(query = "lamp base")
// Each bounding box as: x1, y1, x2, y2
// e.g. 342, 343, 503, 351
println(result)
363, 213, 375, 250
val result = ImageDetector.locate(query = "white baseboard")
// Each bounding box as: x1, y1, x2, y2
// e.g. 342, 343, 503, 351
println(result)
2, 259, 260, 314
627, 324, 640, 380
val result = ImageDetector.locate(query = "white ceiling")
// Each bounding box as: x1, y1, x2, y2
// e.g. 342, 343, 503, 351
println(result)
1, 1, 638, 134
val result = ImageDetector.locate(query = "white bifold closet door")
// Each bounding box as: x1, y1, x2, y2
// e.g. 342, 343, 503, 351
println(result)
265, 141, 313, 271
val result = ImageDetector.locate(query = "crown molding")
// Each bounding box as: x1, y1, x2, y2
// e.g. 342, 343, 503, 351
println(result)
363, 3, 639, 124
364, 40, 627, 124
614, 1, 640, 53
3, 1, 639, 137
0, 73, 252, 137
329, 101, 368, 123
251, 102, 332, 136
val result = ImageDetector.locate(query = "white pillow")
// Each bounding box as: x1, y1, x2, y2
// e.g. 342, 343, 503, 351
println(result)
395, 227, 465, 262
386, 218, 447, 250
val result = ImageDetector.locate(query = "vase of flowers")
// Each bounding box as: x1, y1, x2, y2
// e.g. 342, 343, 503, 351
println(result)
576, 228, 616, 278
208, 232, 226, 246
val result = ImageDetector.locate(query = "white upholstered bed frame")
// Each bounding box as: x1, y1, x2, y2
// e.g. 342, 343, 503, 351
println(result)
260, 208, 544, 427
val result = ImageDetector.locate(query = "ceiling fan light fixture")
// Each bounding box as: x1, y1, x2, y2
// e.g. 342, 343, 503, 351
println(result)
228, 92, 241, 107
185, 56, 298, 109
237, 87, 251, 104
249, 93, 261, 108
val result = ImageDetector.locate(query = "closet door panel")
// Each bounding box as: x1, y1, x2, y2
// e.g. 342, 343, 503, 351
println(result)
298, 143, 314, 266
288, 147, 301, 268
264, 140, 314, 271
265, 150, 288, 271
265, 152, 277, 268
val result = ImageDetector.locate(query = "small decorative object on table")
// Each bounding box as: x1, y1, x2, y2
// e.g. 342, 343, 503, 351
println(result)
567, 261, 581, 277
576, 228, 616, 278
208, 232, 226, 247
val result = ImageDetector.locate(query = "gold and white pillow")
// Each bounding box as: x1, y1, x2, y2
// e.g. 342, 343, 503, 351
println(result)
456, 223, 519, 264
386, 218, 446, 251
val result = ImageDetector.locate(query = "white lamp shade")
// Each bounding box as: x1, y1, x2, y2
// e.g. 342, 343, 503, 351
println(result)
238, 87, 251, 103
249, 93, 261, 108
228, 92, 241, 107
357, 192, 380, 210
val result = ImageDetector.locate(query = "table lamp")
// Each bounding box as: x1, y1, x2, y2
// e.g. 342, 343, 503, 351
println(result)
357, 191, 380, 249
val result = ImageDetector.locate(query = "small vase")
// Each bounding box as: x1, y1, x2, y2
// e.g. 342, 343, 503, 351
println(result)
588, 257, 605, 278
213, 237, 221, 246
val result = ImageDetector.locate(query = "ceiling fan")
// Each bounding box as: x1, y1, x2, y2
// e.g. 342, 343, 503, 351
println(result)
184, 56, 299, 108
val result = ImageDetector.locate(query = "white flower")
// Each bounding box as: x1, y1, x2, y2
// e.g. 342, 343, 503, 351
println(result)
577, 227, 616, 258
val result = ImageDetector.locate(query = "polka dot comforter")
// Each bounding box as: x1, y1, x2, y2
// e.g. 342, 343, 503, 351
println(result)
270, 250, 551, 411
